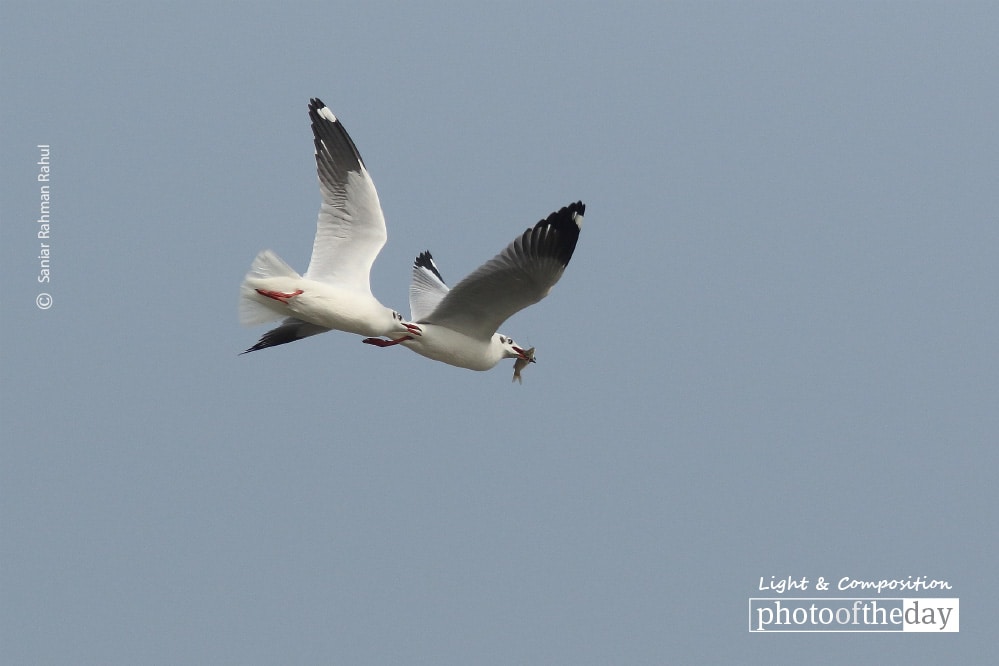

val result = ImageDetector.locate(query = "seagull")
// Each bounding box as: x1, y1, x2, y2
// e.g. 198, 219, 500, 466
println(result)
239, 98, 421, 354
363, 202, 585, 371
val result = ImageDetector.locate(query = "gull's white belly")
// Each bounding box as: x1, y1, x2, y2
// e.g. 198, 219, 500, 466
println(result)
401, 325, 500, 371
245, 277, 390, 337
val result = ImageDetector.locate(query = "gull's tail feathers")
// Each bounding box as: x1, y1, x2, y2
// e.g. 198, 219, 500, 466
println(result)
239, 249, 301, 325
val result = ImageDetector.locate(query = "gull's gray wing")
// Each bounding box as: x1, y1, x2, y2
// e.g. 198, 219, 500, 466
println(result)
419, 202, 584, 340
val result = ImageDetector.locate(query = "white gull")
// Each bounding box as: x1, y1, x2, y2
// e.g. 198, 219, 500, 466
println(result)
239, 98, 420, 354
363, 202, 585, 371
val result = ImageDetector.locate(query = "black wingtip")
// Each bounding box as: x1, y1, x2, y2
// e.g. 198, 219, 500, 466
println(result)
525, 201, 585, 268
307, 96, 366, 171
239, 319, 329, 355
414, 250, 446, 284
239, 330, 294, 354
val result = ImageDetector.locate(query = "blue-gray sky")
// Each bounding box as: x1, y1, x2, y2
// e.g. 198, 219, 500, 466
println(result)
2, 2, 996, 663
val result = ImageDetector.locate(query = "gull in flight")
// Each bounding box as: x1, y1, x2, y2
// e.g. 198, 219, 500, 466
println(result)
239, 98, 420, 353
363, 202, 585, 373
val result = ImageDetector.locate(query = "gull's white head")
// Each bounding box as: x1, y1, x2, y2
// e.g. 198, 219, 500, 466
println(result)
389, 310, 422, 337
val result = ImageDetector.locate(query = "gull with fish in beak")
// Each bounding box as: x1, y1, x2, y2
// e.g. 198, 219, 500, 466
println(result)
363, 202, 584, 375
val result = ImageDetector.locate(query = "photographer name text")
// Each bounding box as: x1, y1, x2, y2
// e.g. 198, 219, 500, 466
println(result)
36, 144, 53, 309
38, 145, 51, 282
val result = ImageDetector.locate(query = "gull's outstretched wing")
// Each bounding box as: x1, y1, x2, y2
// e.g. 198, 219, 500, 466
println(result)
409, 251, 450, 322
303, 98, 387, 294
419, 202, 584, 340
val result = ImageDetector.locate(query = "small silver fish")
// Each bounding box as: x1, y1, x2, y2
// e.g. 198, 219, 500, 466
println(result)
512, 347, 536, 384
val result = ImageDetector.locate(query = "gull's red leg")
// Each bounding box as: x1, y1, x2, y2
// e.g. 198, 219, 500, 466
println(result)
363, 336, 413, 347
255, 288, 303, 304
